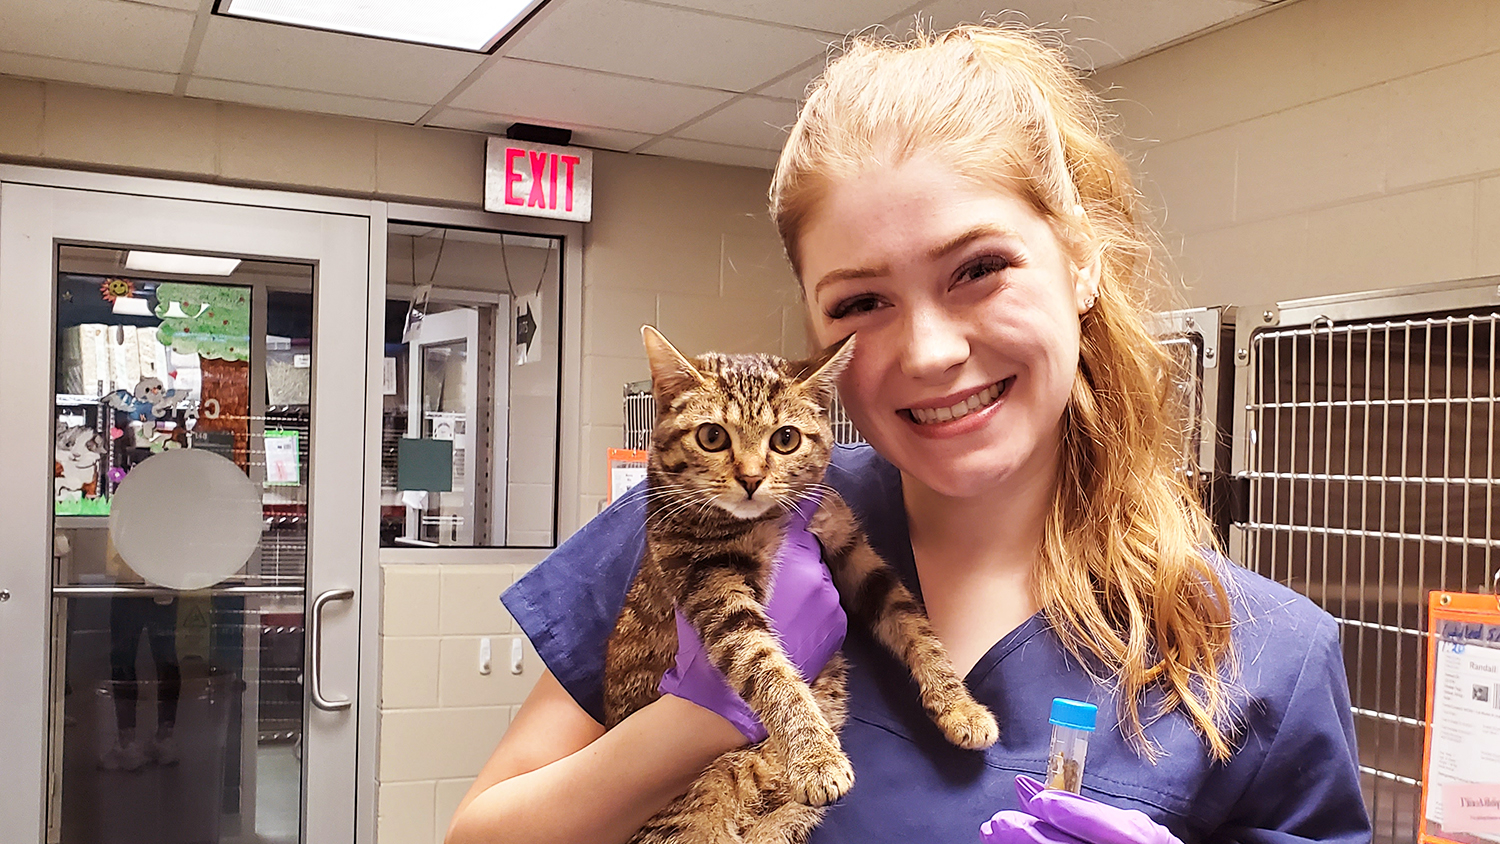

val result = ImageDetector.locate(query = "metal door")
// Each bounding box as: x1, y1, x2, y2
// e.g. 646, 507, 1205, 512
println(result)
0, 179, 372, 844
403, 306, 481, 545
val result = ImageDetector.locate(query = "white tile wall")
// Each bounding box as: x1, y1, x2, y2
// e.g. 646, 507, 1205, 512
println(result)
379, 563, 541, 842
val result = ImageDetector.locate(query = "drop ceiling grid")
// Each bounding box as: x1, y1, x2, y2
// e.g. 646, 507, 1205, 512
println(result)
0, 0, 198, 73
668, 95, 799, 149
187, 15, 487, 105
501, 0, 836, 93
184, 77, 433, 123
643, 0, 920, 35
440, 57, 737, 138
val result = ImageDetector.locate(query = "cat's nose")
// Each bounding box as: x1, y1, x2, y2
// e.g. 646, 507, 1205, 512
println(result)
739, 476, 763, 496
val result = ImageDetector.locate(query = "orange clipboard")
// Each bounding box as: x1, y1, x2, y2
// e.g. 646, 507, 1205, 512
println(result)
1419, 589, 1500, 844
606, 448, 649, 504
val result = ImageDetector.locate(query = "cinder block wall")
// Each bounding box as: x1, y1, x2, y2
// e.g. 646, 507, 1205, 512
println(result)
1094, 0, 1500, 308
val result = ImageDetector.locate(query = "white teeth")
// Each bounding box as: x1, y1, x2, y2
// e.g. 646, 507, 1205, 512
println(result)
908, 381, 1006, 425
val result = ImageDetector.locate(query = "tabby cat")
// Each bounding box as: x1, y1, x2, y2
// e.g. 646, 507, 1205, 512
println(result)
603, 326, 999, 844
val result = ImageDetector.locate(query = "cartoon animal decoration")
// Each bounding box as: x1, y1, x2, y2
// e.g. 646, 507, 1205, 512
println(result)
55, 421, 103, 502
105, 377, 191, 423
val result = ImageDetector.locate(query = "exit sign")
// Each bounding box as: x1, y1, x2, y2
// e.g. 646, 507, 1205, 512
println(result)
484, 138, 593, 222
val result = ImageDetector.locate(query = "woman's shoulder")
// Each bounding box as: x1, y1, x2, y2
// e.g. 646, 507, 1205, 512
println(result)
827, 442, 902, 514
1216, 556, 1341, 644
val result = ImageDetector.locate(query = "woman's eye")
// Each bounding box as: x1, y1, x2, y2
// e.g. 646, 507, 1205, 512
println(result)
770, 426, 801, 454
826, 294, 882, 320
957, 256, 1010, 285
696, 423, 729, 452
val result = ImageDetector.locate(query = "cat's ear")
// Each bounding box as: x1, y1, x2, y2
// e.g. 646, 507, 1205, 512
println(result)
797, 334, 856, 405
642, 325, 704, 404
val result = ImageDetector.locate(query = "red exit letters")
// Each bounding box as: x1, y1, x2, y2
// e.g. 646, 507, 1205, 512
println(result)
504, 147, 581, 213
486, 138, 593, 221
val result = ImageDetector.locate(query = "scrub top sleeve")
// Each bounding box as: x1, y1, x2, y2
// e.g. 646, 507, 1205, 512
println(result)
1220, 613, 1371, 844
500, 485, 648, 724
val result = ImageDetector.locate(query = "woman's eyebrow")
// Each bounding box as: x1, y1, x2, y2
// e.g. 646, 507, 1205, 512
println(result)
813, 264, 886, 296
927, 224, 1019, 260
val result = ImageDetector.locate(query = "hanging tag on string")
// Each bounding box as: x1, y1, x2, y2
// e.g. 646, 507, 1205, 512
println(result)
515, 291, 542, 366
505, 237, 553, 366
402, 284, 432, 344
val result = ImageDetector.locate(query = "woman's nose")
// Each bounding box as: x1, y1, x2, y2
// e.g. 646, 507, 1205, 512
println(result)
898, 305, 969, 381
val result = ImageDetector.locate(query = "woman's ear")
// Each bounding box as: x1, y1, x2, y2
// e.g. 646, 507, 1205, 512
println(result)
1073, 254, 1101, 315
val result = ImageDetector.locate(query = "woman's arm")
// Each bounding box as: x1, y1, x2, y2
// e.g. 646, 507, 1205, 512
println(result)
445, 669, 745, 844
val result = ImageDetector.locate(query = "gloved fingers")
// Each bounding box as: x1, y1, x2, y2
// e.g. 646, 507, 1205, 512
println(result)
1025, 790, 1182, 844
979, 811, 1090, 844
1015, 774, 1046, 803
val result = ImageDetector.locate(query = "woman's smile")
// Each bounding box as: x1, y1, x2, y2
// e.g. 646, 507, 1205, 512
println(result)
900, 377, 1011, 431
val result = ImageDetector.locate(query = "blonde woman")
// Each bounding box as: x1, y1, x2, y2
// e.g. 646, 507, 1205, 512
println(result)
448, 25, 1370, 844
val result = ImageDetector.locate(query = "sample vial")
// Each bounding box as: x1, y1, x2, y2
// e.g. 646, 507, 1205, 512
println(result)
1045, 698, 1097, 794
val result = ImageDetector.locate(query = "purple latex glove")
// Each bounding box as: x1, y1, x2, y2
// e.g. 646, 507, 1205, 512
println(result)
978, 776, 1182, 844
658, 494, 847, 743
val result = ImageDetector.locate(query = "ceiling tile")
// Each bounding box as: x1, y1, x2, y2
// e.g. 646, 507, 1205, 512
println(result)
450, 58, 733, 136
191, 15, 485, 103
0, 52, 176, 93
0, 0, 195, 72
645, 0, 916, 35
120, 0, 200, 11
753, 57, 827, 100
1061, 0, 1264, 67
912, 0, 1261, 70
674, 96, 797, 149
641, 138, 780, 170
555, 126, 656, 153
426, 108, 655, 153
185, 78, 430, 123
505, 0, 830, 92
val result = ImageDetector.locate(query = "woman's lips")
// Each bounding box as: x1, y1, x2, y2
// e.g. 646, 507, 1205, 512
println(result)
902, 378, 1012, 426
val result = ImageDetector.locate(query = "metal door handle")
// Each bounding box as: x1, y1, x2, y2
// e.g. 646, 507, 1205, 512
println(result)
309, 588, 354, 711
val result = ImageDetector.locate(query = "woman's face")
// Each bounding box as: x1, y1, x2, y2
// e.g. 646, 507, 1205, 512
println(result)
799, 154, 1096, 501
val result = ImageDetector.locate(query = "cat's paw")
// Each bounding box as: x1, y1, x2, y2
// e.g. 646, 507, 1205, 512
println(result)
935, 699, 999, 749
788, 747, 855, 807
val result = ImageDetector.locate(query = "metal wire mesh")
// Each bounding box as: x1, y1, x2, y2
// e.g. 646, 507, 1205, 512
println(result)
1237, 310, 1500, 844
624, 380, 654, 451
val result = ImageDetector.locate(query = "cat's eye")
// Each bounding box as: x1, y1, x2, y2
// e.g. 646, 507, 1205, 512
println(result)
696, 423, 730, 452
770, 426, 801, 454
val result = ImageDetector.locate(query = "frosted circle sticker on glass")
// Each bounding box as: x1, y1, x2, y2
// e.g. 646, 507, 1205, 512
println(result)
108, 448, 263, 590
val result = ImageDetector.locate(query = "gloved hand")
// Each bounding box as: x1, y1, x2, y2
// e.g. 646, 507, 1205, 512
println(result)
658, 494, 847, 742
978, 776, 1183, 844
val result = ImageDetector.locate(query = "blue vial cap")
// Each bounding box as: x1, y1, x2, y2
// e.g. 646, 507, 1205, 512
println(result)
1049, 698, 1098, 732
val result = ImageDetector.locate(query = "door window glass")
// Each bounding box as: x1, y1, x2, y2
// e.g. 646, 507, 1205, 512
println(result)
50, 245, 311, 844
381, 225, 562, 548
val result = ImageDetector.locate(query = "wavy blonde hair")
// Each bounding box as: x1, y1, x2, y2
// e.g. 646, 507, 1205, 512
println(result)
770, 24, 1238, 761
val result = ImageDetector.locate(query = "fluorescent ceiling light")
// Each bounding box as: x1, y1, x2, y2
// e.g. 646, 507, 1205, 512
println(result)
125, 251, 242, 276
217, 0, 545, 52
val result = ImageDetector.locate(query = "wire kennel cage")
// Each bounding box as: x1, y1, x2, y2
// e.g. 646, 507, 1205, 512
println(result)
1229, 277, 1500, 844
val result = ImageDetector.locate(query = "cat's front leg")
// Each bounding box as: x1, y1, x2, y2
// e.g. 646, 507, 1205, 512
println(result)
811, 497, 1000, 750
678, 555, 854, 807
